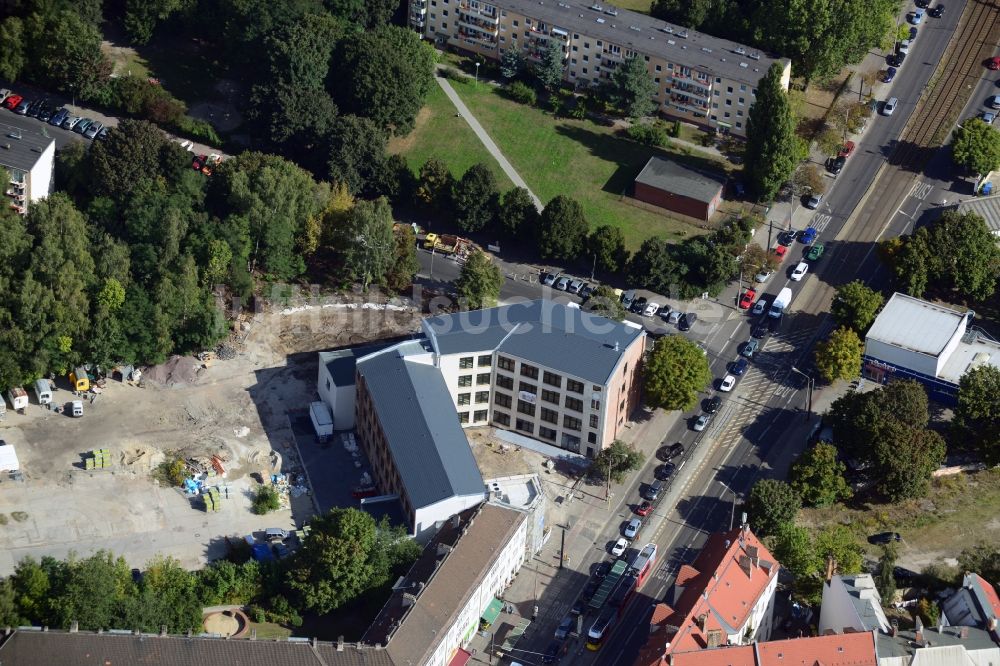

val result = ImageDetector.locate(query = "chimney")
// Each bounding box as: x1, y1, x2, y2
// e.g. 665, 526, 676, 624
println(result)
338, 636, 345, 652
915, 616, 924, 643
69, 621, 79, 634
707, 629, 723, 648
746, 545, 759, 564
825, 556, 837, 582
890, 619, 899, 637
160, 625, 167, 637
311, 637, 318, 647
725, 540, 731, 549
960, 626, 969, 639
738, 555, 753, 579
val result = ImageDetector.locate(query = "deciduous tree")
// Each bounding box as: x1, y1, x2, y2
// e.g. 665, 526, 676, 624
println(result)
628, 238, 688, 295
589, 225, 629, 273
415, 159, 454, 211
455, 250, 504, 310
592, 440, 645, 483
537, 195, 588, 260
951, 118, 1000, 175
644, 335, 712, 411
831, 281, 884, 332
608, 56, 657, 119
498, 187, 539, 237
790, 442, 851, 507
814, 326, 863, 382
452, 163, 500, 233
744, 64, 798, 202
872, 420, 946, 501
339, 197, 395, 290
954, 366, 1000, 463
326, 114, 389, 196
586, 285, 626, 321
745, 479, 800, 537
385, 224, 420, 293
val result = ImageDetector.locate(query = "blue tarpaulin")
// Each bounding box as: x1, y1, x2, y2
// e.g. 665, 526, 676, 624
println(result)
251, 543, 274, 562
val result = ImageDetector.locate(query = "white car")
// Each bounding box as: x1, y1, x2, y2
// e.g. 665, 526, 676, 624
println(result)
568, 278, 585, 294
755, 269, 773, 283
720, 375, 736, 392
555, 276, 571, 291
611, 537, 629, 557
897, 39, 911, 54
752, 299, 767, 316
624, 518, 642, 539
542, 272, 559, 286
791, 262, 809, 281
642, 302, 660, 318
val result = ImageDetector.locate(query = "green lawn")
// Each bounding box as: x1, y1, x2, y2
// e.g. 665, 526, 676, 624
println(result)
388, 81, 513, 189
609, 0, 652, 13
447, 77, 727, 249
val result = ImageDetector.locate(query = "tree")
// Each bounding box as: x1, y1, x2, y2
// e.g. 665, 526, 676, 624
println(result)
455, 250, 503, 310
50, 551, 134, 630
827, 379, 930, 467
124, 0, 195, 45
628, 238, 688, 295
498, 187, 539, 237
251, 485, 281, 514
24, 10, 111, 100
740, 243, 777, 281
589, 225, 630, 273
0, 18, 26, 82
745, 479, 800, 537
331, 25, 435, 135
644, 335, 712, 411
325, 0, 398, 27
872, 421, 945, 501
500, 46, 524, 81
452, 163, 500, 233
608, 56, 657, 119
537, 195, 588, 260
592, 440, 645, 483
744, 64, 798, 202
339, 197, 395, 290
794, 163, 827, 195
385, 224, 420, 293
326, 115, 389, 196
813, 525, 864, 574
951, 118, 1000, 175
831, 281, 884, 332
535, 39, 565, 91
814, 326, 863, 382
954, 366, 1000, 463
124, 555, 202, 633
415, 159, 454, 211
957, 543, 1000, 585
771, 523, 818, 580
875, 544, 898, 604
88, 120, 178, 204
790, 442, 852, 507
586, 285, 626, 321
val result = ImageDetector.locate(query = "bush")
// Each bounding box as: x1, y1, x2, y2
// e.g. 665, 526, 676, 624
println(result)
156, 458, 187, 487
626, 123, 669, 147
172, 116, 222, 147
670, 120, 682, 138
251, 486, 281, 515
506, 81, 537, 105
567, 97, 588, 120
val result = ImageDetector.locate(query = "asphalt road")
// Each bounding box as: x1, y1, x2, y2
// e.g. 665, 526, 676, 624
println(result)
0, 105, 96, 151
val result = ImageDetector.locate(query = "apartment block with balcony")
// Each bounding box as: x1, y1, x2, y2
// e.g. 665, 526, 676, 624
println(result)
422, 300, 645, 458
0, 122, 54, 215
409, 0, 790, 136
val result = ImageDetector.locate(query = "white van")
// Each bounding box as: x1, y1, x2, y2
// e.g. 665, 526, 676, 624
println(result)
34, 379, 52, 405
882, 97, 898, 116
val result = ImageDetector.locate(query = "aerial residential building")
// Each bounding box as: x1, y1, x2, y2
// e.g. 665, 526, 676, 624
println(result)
941, 572, 1000, 631
422, 300, 646, 458
665, 631, 879, 666
408, 0, 791, 136
875, 618, 1000, 666
819, 574, 891, 635
862, 293, 1000, 404
636, 524, 781, 665
0, 121, 54, 215
952, 196, 1000, 237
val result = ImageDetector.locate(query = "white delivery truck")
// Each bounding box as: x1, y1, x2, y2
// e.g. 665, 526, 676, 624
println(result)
309, 401, 334, 442
769, 287, 793, 318
34, 378, 52, 405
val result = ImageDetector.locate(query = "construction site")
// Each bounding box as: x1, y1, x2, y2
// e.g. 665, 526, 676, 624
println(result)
0, 294, 424, 576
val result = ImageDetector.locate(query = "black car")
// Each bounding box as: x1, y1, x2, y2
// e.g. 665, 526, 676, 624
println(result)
751, 321, 770, 339
26, 99, 44, 117
666, 442, 685, 458
929, 3, 944, 16
656, 462, 677, 480
888, 52, 906, 67
868, 532, 902, 545
593, 560, 612, 579
678, 313, 696, 330
37, 104, 53, 122
914, 0, 928, 6
631, 296, 648, 314
704, 395, 722, 414
777, 230, 796, 246
543, 640, 562, 664
827, 156, 846, 175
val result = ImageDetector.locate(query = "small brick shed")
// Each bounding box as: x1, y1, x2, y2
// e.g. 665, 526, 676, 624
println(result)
633, 156, 726, 222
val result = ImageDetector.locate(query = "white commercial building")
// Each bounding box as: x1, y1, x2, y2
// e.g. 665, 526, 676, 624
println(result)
0, 121, 54, 215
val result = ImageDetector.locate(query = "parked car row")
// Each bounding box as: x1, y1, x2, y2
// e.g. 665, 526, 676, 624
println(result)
0, 89, 108, 140
541, 271, 595, 298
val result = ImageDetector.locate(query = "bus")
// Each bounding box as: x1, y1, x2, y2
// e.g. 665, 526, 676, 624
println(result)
586, 608, 617, 650
630, 543, 658, 588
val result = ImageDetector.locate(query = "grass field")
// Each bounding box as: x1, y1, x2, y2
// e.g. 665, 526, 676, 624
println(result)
388, 81, 513, 189
447, 77, 728, 249
608, 0, 653, 12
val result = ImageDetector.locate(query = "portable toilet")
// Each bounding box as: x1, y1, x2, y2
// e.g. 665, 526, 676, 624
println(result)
33, 378, 52, 405
69, 367, 90, 392
7, 387, 28, 412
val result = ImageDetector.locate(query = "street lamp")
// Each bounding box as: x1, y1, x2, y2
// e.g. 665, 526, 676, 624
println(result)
790, 366, 814, 419
475, 61, 481, 86
719, 480, 740, 531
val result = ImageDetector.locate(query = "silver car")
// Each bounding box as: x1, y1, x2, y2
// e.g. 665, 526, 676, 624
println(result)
83, 121, 103, 139
62, 115, 82, 130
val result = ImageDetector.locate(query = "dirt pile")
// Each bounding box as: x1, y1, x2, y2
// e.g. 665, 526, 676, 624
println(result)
144, 356, 203, 387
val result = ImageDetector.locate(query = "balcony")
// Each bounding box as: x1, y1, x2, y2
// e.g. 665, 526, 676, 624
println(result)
410, 0, 427, 9
457, 28, 497, 47
458, 15, 499, 34
671, 80, 710, 99
669, 94, 709, 113
459, 2, 499, 22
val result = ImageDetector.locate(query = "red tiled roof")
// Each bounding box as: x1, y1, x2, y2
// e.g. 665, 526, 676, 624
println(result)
671, 645, 755, 666
971, 574, 1000, 620
677, 565, 701, 586
756, 632, 877, 666
652, 603, 676, 624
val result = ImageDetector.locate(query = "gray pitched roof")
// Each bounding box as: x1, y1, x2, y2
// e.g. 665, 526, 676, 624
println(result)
634, 156, 727, 203
424, 300, 645, 385
0, 122, 54, 172
875, 625, 1000, 658
498, 0, 786, 85
357, 341, 485, 511
955, 195, 1000, 234
320, 340, 407, 388
0, 629, 394, 666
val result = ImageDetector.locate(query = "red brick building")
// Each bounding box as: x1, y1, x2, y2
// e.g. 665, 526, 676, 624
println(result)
633, 157, 726, 222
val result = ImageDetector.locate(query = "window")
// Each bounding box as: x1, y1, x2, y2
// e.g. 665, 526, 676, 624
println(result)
458, 375, 472, 387
620, 399, 626, 410
458, 393, 471, 406
519, 381, 537, 395
563, 415, 582, 431
496, 375, 514, 390
541, 407, 559, 424
737, 110, 744, 117
458, 411, 470, 424
516, 419, 534, 434
442, 21, 447, 28
589, 414, 599, 428
541, 389, 560, 404
498, 356, 515, 371
562, 434, 581, 451
582, 67, 588, 74
573, 33, 579, 38
736, 121, 743, 129
495, 392, 512, 408
565, 396, 583, 412
512, 19, 518, 25
517, 399, 536, 416
591, 398, 601, 410
459, 356, 474, 369
588, 432, 597, 444
520, 364, 538, 379
475, 391, 490, 404
725, 100, 732, 107
567, 379, 584, 394
494, 411, 510, 426
539, 426, 557, 441
740, 84, 747, 91
727, 86, 733, 93
715, 76, 722, 83
474, 409, 488, 422
738, 97, 745, 105
477, 373, 492, 385
724, 111, 731, 118
583, 54, 589, 62
543, 371, 562, 387
572, 46, 578, 52
712, 102, 719, 109
478, 354, 492, 367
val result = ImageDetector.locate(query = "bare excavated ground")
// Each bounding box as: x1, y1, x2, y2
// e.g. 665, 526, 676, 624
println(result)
0, 299, 422, 575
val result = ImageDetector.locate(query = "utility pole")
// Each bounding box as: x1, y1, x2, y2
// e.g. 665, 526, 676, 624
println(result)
719, 481, 739, 531
591, 253, 597, 281
790, 366, 814, 419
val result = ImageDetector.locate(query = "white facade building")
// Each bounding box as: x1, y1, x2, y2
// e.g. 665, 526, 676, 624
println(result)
1, 121, 54, 215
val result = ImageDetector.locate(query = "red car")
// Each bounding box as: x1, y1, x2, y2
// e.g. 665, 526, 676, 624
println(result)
635, 501, 653, 516
192, 154, 207, 170
739, 288, 757, 309
3, 94, 23, 110
988, 57, 1000, 70
773, 245, 788, 259
837, 141, 856, 158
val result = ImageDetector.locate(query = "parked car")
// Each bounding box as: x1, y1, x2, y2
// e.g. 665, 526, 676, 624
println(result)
791, 261, 809, 281
678, 312, 696, 330
720, 374, 737, 392
868, 532, 902, 545
73, 118, 94, 134
741, 338, 760, 358
25, 99, 44, 117
777, 230, 797, 246
83, 121, 103, 139
62, 115, 82, 130
656, 462, 676, 480
580, 284, 594, 298
624, 518, 642, 538
897, 39, 911, 55
50, 108, 69, 126
555, 615, 574, 640
755, 269, 773, 283
543, 640, 562, 664
989, 57, 1000, 70
805, 193, 823, 209
3, 94, 24, 110
739, 288, 756, 309
642, 302, 661, 318
806, 243, 826, 261
704, 395, 722, 414
889, 51, 906, 67
752, 298, 767, 316
14, 99, 31, 114
568, 278, 585, 294
909, 26, 918, 40
555, 276, 571, 291
981, 111, 997, 124
0, 89, 11, 104
96, 126, 110, 140
542, 272, 559, 286
630, 296, 648, 314
909, 8, 924, 23
928, 3, 944, 17
730, 358, 749, 376
883, 67, 897, 83
827, 156, 846, 175
661, 442, 685, 459
988, 95, 1000, 109
635, 501, 653, 516
883, 97, 899, 115
611, 538, 629, 557
837, 141, 855, 158
37, 103, 53, 122
799, 227, 818, 245
693, 413, 711, 432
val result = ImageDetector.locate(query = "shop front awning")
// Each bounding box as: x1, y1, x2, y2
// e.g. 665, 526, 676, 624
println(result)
480, 597, 503, 626
448, 648, 472, 666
